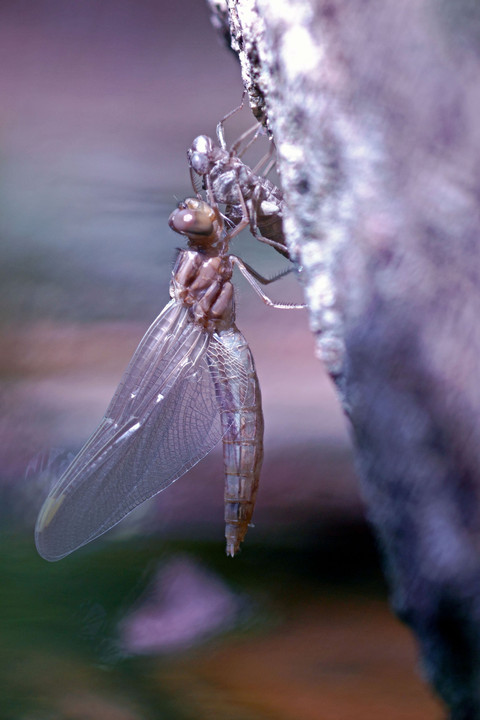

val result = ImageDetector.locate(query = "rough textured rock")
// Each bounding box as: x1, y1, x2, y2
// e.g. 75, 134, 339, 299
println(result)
210, 1, 480, 717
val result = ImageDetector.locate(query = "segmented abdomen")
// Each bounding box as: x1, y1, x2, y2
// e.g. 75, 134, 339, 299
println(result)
208, 326, 264, 556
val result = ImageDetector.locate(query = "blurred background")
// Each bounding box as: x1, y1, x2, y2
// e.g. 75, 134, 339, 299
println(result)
0, 1, 440, 717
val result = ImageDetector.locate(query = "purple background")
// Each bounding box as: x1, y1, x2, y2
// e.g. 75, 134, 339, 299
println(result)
0, 0, 356, 544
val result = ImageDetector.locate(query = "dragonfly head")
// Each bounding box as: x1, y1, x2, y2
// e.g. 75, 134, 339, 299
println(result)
169, 198, 218, 248
188, 135, 217, 175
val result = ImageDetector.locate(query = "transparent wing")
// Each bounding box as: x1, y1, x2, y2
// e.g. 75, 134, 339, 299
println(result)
35, 299, 234, 561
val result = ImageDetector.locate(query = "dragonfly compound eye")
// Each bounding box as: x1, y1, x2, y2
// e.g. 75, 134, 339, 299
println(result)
188, 135, 214, 175
169, 207, 214, 238
189, 151, 209, 175
191, 135, 213, 154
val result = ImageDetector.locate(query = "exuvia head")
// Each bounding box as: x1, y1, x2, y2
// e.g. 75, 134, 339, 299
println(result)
169, 198, 218, 247
187, 135, 215, 176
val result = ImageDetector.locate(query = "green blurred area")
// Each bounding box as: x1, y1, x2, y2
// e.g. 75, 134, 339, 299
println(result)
0, 527, 441, 720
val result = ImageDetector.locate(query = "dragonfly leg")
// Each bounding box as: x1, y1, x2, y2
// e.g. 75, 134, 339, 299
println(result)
251, 140, 275, 176
217, 93, 264, 158
225, 215, 250, 242
205, 174, 226, 237
231, 255, 306, 310
261, 155, 277, 179
232, 124, 262, 158
206, 173, 250, 254
216, 92, 247, 150
230, 256, 292, 285
223, 176, 254, 243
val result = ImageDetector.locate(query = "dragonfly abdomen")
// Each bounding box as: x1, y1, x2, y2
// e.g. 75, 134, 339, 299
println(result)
223, 421, 264, 556
211, 329, 264, 556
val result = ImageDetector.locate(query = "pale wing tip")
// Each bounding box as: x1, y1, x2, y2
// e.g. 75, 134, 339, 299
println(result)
35, 532, 72, 562
37, 493, 66, 531
34, 534, 66, 562
35, 493, 69, 562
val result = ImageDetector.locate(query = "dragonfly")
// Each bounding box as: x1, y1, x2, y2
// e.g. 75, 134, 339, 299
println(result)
35, 185, 304, 561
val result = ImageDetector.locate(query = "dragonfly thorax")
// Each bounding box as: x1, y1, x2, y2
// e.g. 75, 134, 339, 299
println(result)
171, 249, 235, 332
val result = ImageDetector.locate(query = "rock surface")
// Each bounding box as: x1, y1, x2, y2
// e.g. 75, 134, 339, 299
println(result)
209, 1, 480, 716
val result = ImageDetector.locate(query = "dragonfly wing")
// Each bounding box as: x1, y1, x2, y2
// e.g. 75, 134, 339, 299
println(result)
35, 300, 227, 561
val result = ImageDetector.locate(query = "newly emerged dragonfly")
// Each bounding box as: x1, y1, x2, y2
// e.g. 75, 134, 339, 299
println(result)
35, 188, 303, 561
